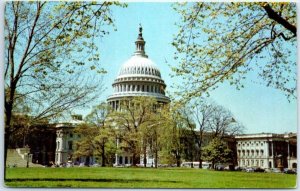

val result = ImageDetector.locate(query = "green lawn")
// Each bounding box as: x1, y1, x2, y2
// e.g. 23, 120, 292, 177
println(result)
4, 167, 297, 188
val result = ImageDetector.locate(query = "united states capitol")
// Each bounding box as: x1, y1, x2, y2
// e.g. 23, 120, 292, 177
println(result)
7, 26, 297, 172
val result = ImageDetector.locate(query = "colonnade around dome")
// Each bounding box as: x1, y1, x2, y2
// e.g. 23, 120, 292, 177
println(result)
113, 83, 165, 94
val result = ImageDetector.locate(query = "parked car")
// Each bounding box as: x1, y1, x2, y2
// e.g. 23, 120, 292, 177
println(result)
246, 167, 254, 172
264, 168, 272, 173
252, 167, 265, 172
283, 168, 296, 174
271, 168, 282, 173
91, 163, 100, 167
215, 165, 224, 171
234, 166, 243, 171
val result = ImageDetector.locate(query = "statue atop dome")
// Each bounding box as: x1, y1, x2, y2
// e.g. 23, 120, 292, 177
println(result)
134, 25, 147, 58
139, 24, 142, 35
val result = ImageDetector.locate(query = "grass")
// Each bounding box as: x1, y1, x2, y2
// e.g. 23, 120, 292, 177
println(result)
5, 167, 297, 188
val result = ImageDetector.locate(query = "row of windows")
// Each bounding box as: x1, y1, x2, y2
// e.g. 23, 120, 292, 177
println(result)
56, 141, 73, 150
118, 156, 133, 165
238, 142, 265, 147
114, 84, 165, 94
238, 149, 264, 157
115, 77, 162, 83
240, 159, 264, 167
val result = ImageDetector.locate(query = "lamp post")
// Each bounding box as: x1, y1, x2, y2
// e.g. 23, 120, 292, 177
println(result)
24, 145, 31, 168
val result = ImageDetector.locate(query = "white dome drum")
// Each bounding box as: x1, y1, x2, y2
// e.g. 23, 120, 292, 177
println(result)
107, 26, 170, 108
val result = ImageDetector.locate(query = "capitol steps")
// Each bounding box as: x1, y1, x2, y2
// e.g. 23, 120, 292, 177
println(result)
6, 149, 42, 168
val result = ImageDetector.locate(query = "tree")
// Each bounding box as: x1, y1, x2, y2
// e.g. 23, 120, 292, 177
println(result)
93, 127, 117, 167
208, 104, 244, 139
85, 103, 111, 128
180, 98, 215, 168
86, 103, 116, 167
140, 104, 174, 168
74, 103, 116, 167
73, 123, 98, 165
158, 104, 186, 167
176, 98, 243, 167
202, 137, 233, 169
4, 1, 125, 175
172, 2, 296, 100
108, 97, 160, 166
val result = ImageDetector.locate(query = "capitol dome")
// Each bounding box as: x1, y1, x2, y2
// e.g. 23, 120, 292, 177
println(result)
107, 25, 170, 109
118, 56, 161, 78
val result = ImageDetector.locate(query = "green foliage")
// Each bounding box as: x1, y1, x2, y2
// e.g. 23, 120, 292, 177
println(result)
108, 96, 160, 165
158, 103, 190, 166
4, 1, 125, 126
202, 138, 233, 166
74, 123, 98, 158
74, 103, 116, 166
172, 2, 296, 101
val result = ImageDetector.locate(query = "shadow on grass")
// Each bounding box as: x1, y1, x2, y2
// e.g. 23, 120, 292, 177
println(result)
5, 178, 181, 183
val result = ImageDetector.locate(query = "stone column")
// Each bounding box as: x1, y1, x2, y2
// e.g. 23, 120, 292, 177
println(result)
115, 138, 119, 166
287, 140, 290, 168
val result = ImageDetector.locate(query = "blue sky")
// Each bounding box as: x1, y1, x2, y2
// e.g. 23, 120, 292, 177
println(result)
83, 2, 297, 134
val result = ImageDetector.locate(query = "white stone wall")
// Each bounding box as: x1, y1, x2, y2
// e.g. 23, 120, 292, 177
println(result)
237, 138, 271, 168
55, 127, 78, 165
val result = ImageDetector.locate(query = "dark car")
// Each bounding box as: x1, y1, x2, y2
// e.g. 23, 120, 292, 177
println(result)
284, 168, 296, 174
215, 165, 224, 171
253, 167, 265, 172
234, 166, 243, 171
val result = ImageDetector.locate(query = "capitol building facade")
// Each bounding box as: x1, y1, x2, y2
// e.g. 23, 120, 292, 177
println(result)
54, 26, 170, 166
107, 26, 170, 166
51, 27, 297, 169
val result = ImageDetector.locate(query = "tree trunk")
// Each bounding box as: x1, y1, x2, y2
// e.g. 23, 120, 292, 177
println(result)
199, 158, 202, 169
176, 153, 181, 167
4, 130, 10, 180
101, 144, 106, 167
143, 142, 147, 167
155, 149, 158, 168
132, 153, 138, 166
191, 152, 194, 168
4, 102, 13, 180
